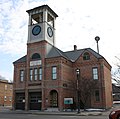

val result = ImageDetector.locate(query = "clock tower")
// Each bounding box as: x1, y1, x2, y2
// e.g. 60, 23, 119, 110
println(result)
26, 5, 58, 45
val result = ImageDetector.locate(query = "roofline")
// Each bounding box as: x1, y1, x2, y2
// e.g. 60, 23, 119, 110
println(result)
85, 48, 112, 68
0, 80, 13, 84
26, 5, 58, 17
65, 47, 111, 68
13, 47, 111, 69
45, 55, 72, 62
13, 55, 26, 64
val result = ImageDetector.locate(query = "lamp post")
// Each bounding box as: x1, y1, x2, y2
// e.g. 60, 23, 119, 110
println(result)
95, 36, 100, 54
76, 68, 80, 113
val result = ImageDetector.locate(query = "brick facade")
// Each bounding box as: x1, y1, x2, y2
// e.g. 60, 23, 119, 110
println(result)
0, 79, 13, 106
13, 5, 112, 111
13, 41, 113, 111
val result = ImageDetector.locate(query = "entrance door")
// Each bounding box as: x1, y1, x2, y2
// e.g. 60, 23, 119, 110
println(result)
29, 92, 42, 110
15, 93, 25, 110
50, 90, 58, 107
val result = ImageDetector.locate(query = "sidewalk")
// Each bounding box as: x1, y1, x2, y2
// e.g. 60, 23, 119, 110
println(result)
14, 110, 110, 116
32, 111, 104, 116
0, 106, 110, 116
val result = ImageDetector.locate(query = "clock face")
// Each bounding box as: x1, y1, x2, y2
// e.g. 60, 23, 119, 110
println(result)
47, 27, 53, 37
32, 25, 41, 36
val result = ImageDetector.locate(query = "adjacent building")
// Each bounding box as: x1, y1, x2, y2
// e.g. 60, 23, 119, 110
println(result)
0, 79, 13, 106
13, 5, 113, 111
112, 84, 120, 101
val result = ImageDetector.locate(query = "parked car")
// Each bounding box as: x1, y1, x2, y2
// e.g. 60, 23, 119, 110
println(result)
109, 109, 120, 119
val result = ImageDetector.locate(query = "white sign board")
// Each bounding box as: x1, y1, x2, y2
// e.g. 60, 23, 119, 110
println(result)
30, 60, 41, 66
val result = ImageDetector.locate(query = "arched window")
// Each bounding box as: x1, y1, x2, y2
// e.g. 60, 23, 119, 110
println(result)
83, 52, 90, 60
31, 53, 41, 60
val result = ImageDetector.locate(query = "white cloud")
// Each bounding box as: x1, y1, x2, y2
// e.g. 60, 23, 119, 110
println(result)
51, 0, 120, 66
0, 0, 120, 80
0, 75, 6, 80
0, 0, 28, 55
0, 69, 13, 81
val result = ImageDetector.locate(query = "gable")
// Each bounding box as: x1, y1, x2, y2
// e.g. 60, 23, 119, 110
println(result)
64, 48, 103, 62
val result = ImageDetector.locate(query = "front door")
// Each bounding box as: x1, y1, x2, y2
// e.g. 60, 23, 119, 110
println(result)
50, 90, 58, 107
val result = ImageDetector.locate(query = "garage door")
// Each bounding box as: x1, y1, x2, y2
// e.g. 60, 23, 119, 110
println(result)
29, 92, 42, 110
15, 93, 25, 110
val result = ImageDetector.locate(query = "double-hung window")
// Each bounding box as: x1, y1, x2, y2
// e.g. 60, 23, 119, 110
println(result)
20, 70, 24, 82
52, 66, 57, 80
34, 68, 38, 80
30, 68, 42, 81
39, 68, 42, 80
30, 69, 33, 81
92, 67, 98, 80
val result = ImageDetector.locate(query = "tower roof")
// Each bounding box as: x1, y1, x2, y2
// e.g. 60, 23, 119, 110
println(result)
26, 5, 58, 18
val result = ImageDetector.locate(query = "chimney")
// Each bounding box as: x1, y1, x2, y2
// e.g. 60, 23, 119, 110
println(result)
74, 45, 77, 51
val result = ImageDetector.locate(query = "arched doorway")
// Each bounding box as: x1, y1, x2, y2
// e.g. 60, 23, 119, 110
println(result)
50, 90, 58, 107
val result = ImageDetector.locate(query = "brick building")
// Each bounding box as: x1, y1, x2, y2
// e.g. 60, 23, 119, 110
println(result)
13, 5, 112, 111
112, 84, 120, 101
0, 79, 13, 106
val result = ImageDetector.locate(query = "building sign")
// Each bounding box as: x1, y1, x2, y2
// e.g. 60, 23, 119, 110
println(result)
64, 98, 73, 104
30, 60, 41, 66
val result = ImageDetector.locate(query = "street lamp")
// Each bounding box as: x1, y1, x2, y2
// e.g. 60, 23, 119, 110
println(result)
76, 68, 80, 113
95, 36, 100, 54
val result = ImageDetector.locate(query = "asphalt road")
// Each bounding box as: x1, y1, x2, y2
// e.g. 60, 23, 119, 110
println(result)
0, 113, 108, 119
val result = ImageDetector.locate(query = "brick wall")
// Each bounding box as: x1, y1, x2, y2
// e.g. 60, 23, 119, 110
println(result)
0, 80, 13, 106
13, 41, 112, 110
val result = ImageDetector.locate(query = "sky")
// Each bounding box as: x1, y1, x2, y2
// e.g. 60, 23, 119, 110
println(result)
0, 0, 120, 81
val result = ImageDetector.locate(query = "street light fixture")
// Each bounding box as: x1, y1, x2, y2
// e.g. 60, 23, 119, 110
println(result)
76, 68, 80, 113
95, 36, 100, 54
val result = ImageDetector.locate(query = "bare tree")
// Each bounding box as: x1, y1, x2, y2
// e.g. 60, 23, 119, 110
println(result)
78, 77, 97, 109
112, 56, 120, 84
72, 77, 98, 110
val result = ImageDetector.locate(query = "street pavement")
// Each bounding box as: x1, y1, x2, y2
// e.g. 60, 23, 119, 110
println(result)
1, 105, 119, 119
0, 104, 120, 117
